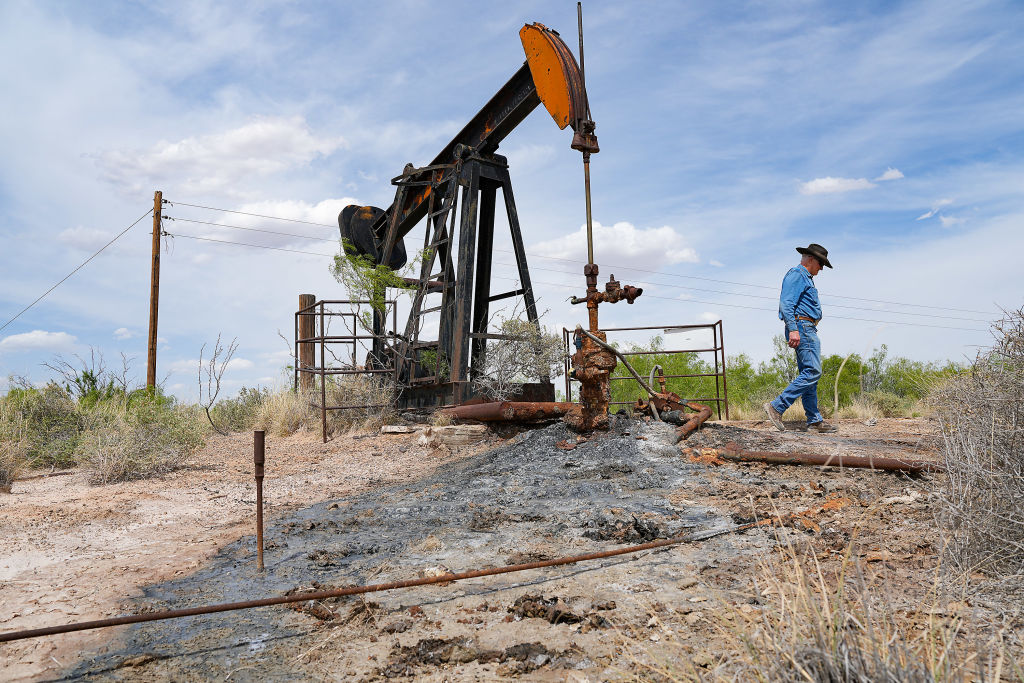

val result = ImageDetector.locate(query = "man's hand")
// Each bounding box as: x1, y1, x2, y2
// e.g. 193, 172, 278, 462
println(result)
788, 330, 800, 348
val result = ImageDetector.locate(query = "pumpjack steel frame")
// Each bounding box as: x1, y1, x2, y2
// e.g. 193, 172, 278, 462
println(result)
377, 149, 552, 408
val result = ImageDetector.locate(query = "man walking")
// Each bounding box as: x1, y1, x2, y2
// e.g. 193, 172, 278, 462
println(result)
763, 244, 837, 433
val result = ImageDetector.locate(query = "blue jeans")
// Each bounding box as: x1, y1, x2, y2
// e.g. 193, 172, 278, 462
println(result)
771, 322, 824, 425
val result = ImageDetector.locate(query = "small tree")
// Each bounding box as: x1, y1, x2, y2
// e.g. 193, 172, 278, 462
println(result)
329, 241, 418, 338
198, 334, 238, 436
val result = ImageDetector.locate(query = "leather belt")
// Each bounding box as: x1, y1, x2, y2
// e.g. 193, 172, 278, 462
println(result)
796, 315, 820, 325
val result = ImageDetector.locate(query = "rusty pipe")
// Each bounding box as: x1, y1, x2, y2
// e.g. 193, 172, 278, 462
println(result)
0, 519, 767, 643
254, 430, 265, 571
677, 403, 713, 440
440, 401, 576, 422
719, 442, 944, 473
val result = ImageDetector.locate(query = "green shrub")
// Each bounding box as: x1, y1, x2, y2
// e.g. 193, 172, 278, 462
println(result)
210, 386, 269, 433
866, 390, 909, 417
5, 383, 83, 468
0, 374, 208, 484
0, 410, 27, 492
78, 395, 206, 484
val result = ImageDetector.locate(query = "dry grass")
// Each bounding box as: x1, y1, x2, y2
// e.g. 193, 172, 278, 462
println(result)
836, 394, 879, 420
253, 388, 315, 436
613, 541, 1018, 682
253, 376, 397, 437
932, 308, 1024, 581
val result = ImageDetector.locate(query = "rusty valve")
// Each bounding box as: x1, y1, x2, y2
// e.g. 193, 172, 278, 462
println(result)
570, 271, 643, 309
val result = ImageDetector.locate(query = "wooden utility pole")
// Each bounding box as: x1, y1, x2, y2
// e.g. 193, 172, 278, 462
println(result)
146, 191, 163, 390
298, 293, 316, 391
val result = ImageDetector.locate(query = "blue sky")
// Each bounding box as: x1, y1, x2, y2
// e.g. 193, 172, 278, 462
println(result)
1, 0, 1021, 399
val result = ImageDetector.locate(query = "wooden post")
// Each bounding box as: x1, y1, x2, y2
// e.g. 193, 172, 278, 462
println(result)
146, 191, 163, 390
298, 293, 316, 391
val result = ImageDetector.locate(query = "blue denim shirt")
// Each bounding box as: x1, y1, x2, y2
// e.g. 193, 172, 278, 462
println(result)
778, 265, 822, 332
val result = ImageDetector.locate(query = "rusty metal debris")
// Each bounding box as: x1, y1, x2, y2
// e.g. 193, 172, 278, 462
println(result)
676, 403, 713, 440
717, 441, 945, 473
630, 367, 712, 440
0, 519, 770, 644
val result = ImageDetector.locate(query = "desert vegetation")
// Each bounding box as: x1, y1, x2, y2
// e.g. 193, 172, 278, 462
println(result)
604, 334, 962, 420
0, 371, 204, 486
932, 308, 1024, 584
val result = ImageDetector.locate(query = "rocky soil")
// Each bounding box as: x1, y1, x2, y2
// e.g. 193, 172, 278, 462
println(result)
6, 415, 1007, 681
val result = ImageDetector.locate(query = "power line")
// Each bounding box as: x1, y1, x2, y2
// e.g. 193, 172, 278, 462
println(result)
166, 216, 335, 243
167, 233, 335, 257
168, 197, 994, 316
488, 274, 988, 332
489, 260, 992, 323
166, 231, 987, 332
499, 249, 995, 316
1, 209, 154, 334
167, 201, 337, 228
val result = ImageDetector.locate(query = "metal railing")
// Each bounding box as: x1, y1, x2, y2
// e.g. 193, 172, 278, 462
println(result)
294, 299, 399, 442
563, 321, 729, 419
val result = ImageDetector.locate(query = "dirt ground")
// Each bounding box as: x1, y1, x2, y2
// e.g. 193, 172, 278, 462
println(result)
0, 428, 494, 681
0, 416, 1016, 681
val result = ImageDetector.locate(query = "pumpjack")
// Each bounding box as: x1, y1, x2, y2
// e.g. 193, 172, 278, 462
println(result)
340, 17, 642, 417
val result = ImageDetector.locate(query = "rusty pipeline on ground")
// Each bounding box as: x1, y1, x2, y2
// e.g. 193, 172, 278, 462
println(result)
440, 401, 576, 422
0, 519, 768, 644
676, 402, 713, 440
719, 441, 945, 473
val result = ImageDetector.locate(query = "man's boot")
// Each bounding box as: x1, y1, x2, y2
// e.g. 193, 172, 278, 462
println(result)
763, 402, 786, 432
807, 421, 838, 433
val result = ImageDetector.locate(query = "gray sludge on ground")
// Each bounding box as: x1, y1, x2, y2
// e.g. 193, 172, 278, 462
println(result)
66, 417, 767, 680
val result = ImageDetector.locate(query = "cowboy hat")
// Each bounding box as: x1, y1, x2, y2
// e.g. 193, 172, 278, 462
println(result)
796, 243, 832, 268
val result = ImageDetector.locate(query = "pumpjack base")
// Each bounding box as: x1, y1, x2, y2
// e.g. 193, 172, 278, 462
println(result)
397, 381, 555, 410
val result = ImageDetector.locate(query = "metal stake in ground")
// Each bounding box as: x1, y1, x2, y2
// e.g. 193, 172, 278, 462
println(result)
254, 430, 265, 571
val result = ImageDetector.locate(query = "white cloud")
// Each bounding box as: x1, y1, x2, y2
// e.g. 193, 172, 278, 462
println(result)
708, 259, 724, 267
530, 221, 699, 270
875, 167, 905, 181
96, 116, 344, 195
939, 215, 966, 227
698, 311, 720, 323
227, 358, 254, 370
113, 327, 135, 340
799, 176, 876, 195
0, 330, 77, 353
234, 198, 358, 230
916, 198, 955, 220
57, 226, 116, 252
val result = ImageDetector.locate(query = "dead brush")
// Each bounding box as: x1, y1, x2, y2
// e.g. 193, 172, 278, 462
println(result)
609, 532, 1017, 681
931, 308, 1024, 581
